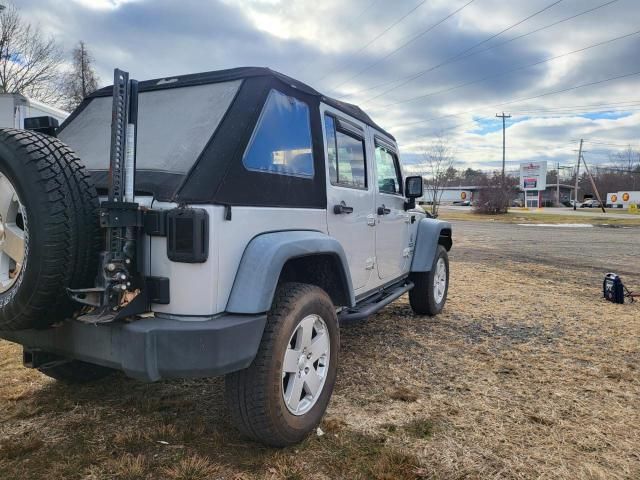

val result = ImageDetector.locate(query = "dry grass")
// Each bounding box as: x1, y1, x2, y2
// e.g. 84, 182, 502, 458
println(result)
388, 386, 419, 402
161, 454, 221, 480
105, 454, 147, 480
438, 209, 640, 225
0, 238, 638, 478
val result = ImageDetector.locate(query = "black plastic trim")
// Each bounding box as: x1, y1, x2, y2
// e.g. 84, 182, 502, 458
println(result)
1, 314, 267, 382
147, 276, 170, 304
143, 209, 167, 236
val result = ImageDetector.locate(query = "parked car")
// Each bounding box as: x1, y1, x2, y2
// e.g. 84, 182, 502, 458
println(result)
580, 199, 602, 208
0, 66, 453, 447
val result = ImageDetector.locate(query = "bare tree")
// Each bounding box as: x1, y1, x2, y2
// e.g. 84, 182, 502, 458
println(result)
0, 3, 64, 104
474, 172, 515, 214
60, 41, 99, 111
420, 136, 455, 217
610, 146, 640, 172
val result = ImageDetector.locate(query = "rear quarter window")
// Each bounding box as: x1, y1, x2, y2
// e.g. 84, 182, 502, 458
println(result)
243, 90, 314, 178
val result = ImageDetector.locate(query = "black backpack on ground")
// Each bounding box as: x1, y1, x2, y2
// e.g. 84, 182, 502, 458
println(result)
603, 273, 625, 304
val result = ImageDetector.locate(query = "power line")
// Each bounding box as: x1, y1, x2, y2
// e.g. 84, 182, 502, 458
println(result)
396, 102, 640, 138
315, 0, 429, 84
582, 140, 639, 148
394, 70, 640, 129
354, 0, 380, 20
373, 29, 640, 108
346, 0, 619, 99
363, 0, 565, 103
328, 0, 476, 93
409, 109, 640, 139
512, 101, 640, 114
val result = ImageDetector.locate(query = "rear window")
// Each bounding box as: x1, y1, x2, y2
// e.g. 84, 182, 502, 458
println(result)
242, 90, 313, 178
58, 80, 242, 174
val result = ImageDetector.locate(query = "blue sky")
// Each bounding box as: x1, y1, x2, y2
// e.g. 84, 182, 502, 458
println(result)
17, 0, 640, 172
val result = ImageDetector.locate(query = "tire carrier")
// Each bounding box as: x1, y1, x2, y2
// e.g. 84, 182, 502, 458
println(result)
68, 69, 144, 323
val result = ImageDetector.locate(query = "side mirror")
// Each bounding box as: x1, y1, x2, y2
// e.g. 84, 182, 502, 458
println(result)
404, 176, 423, 211
405, 176, 423, 198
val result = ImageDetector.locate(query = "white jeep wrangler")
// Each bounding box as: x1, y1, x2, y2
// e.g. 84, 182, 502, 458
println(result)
0, 67, 451, 446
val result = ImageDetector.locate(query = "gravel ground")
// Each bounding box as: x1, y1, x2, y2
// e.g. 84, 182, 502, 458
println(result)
0, 220, 638, 479
450, 220, 640, 277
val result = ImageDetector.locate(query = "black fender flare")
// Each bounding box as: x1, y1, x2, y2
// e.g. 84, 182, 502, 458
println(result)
226, 231, 355, 314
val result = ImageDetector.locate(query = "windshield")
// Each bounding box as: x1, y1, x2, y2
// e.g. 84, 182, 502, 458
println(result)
58, 80, 241, 174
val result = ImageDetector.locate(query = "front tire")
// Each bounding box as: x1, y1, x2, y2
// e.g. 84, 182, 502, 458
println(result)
225, 283, 339, 447
409, 245, 449, 315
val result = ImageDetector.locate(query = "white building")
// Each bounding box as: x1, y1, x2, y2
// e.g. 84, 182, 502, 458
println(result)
0, 93, 68, 129
606, 191, 640, 208
419, 186, 478, 205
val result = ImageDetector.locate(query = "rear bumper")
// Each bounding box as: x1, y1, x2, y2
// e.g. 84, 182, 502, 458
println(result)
0, 314, 267, 382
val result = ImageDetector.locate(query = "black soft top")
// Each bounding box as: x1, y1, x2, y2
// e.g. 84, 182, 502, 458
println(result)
60, 67, 395, 208
87, 66, 394, 140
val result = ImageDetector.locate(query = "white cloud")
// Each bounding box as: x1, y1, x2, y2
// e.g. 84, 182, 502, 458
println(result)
70, 0, 140, 10
17, 0, 640, 169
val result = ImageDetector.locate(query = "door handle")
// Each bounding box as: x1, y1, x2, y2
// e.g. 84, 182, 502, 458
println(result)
333, 202, 354, 214
377, 205, 391, 215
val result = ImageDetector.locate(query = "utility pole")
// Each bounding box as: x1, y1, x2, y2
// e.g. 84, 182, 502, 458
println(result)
573, 139, 583, 210
496, 112, 511, 183
581, 155, 606, 214
556, 161, 560, 206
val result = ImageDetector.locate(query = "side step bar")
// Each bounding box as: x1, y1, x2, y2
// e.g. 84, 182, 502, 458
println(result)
339, 280, 414, 324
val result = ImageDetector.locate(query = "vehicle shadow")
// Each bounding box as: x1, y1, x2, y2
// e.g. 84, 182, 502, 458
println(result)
11, 370, 277, 473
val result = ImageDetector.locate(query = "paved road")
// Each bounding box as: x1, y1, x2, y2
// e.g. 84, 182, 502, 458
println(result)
449, 220, 640, 277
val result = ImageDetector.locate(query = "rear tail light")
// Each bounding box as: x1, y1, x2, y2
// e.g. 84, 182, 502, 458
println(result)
166, 208, 209, 263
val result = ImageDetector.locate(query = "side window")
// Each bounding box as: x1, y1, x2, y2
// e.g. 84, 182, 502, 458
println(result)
375, 144, 402, 195
324, 114, 367, 189
243, 90, 314, 178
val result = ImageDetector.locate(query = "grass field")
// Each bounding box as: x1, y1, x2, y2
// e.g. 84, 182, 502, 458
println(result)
438, 210, 640, 226
0, 225, 638, 479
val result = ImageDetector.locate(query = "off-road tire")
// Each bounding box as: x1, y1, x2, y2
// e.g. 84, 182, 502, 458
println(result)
38, 360, 114, 384
0, 129, 100, 330
225, 282, 339, 447
409, 245, 449, 315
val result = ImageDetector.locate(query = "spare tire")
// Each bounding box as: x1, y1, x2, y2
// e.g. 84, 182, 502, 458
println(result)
0, 129, 100, 330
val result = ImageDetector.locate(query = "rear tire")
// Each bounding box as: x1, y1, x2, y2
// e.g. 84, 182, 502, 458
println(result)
38, 360, 114, 384
0, 129, 100, 330
225, 283, 339, 447
409, 245, 449, 316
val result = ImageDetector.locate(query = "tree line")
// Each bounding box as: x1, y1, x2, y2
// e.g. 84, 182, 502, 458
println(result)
0, 3, 99, 112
